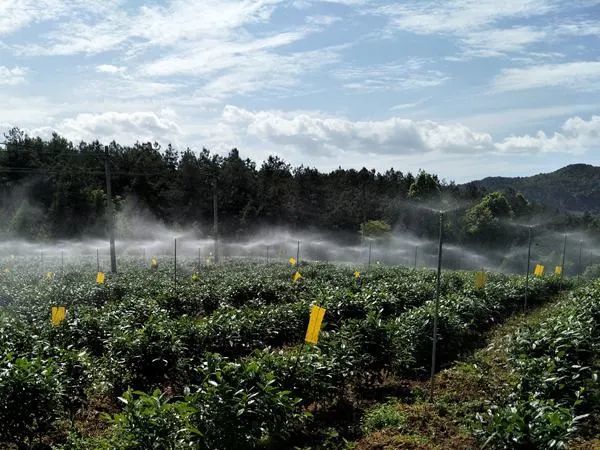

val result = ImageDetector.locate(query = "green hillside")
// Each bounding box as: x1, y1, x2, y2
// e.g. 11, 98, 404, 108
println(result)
467, 164, 600, 213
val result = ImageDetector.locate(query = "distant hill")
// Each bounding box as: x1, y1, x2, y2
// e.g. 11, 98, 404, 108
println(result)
466, 164, 600, 214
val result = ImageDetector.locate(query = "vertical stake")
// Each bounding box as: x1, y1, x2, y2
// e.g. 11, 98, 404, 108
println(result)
104, 146, 117, 273
96, 248, 100, 273
296, 240, 300, 266
61, 250, 64, 274
561, 234, 567, 280
579, 239, 583, 279
213, 180, 219, 264
525, 226, 533, 311
414, 245, 418, 269
368, 241, 372, 270
429, 211, 444, 402
266, 245, 270, 264
174, 238, 177, 293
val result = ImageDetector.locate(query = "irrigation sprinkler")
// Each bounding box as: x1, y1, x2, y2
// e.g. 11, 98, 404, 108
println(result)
524, 226, 533, 311
561, 234, 567, 280
429, 211, 444, 402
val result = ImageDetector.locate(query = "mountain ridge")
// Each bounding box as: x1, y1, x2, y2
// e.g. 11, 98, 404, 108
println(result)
465, 163, 600, 214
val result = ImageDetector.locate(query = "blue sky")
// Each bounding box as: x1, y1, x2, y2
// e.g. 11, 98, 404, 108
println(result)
0, 0, 599, 182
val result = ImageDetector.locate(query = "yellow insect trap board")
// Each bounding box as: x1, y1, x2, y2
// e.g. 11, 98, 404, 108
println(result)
305, 305, 326, 345
292, 271, 302, 282
96, 272, 105, 284
46, 272, 54, 280
474, 271, 487, 289
151, 258, 158, 269
354, 271, 361, 278
554, 265, 563, 276
289, 257, 297, 266
51, 306, 66, 326
534, 264, 545, 277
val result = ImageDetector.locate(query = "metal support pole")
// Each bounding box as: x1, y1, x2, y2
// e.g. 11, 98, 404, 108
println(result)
368, 241, 372, 270
561, 234, 567, 280
579, 239, 583, 278
525, 226, 532, 311
61, 250, 64, 273
213, 181, 219, 264
96, 248, 100, 273
429, 211, 444, 402
174, 238, 177, 292
414, 245, 418, 269
105, 146, 117, 273
266, 245, 270, 264
296, 240, 300, 266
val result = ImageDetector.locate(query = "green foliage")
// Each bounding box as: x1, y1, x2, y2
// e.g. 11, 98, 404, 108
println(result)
407, 170, 441, 201
476, 282, 600, 448
465, 192, 513, 244
361, 402, 406, 434
0, 355, 63, 445
360, 220, 392, 239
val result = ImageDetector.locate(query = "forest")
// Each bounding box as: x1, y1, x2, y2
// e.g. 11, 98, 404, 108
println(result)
1, 128, 600, 249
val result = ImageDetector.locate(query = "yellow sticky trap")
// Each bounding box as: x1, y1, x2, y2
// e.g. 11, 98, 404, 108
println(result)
191, 273, 199, 282
475, 271, 487, 289
354, 271, 360, 279
96, 272, 105, 284
289, 257, 297, 266
46, 272, 54, 280
292, 271, 302, 282
305, 305, 326, 345
534, 264, 545, 277
4, 268, 9, 273
554, 265, 563, 276
151, 257, 158, 270
51, 306, 66, 326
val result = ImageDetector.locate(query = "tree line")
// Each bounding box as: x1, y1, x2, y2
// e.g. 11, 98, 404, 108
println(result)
1, 128, 599, 249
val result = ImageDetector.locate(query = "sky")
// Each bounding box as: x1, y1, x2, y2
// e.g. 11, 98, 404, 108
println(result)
0, 0, 599, 182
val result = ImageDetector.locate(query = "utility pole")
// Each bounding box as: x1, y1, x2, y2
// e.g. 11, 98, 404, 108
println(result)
524, 226, 533, 310
105, 146, 117, 273
429, 211, 444, 402
213, 180, 219, 264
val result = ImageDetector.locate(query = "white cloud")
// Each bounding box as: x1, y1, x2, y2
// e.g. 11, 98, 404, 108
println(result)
334, 60, 448, 92
35, 111, 183, 145
0, 66, 26, 85
0, 0, 119, 36
220, 105, 494, 156
496, 115, 600, 154
493, 61, 600, 92
374, 1, 596, 58
96, 64, 126, 74
377, 0, 558, 35
22, 0, 284, 56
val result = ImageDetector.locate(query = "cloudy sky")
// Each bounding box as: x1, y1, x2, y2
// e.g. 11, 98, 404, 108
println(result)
0, 0, 599, 182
